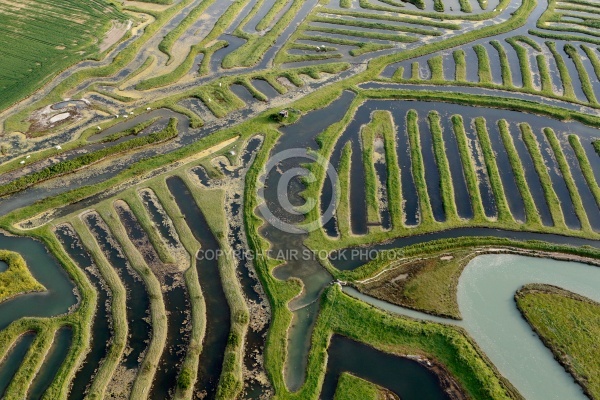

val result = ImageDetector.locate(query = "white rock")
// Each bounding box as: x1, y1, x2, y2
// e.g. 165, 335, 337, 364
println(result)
146, 107, 151, 110
56, 145, 62, 150
26, 155, 31, 159
20, 160, 25, 164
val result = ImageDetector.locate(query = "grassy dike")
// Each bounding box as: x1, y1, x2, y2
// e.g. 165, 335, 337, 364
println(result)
360, 115, 382, 226
564, 44, 598, 106
377, 111, 403, 230
333, 373, 390, 400
451, 115, 487, 222
543, 128, 592, 232
149, 181, 206, 400
519, 123, 567, 229
179, 174, 250, 399
474, 44, 493, 84
68, 217, 129, 400
491, 41, 514, 88
547, 42, 577, 100
337, 143, 353, 238
0, 118, 178, 198
568, 135, 600, 208
428, 111, 459, 222
515, 284, 600, 400
454, 50, 467, 82
497, 120, 542, 227
473, 117, 513, 223
96, 203, 167, 400
407, 110, 435, 225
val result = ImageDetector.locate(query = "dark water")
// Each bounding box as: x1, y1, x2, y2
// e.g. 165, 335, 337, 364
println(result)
166, 176, 230, 400
28, 327, 73, 400
191, 166, 212, 186
252, 79, 280, 99
532, 128, 581, 229
140, 189, 180, 249
321, 335, 450, 400
0, 333, 36, 397
331, 226, 600, 271
486, 121, 526, 222
55, 225, 111, 400
440, 115, 473, 219
0, 260, 8, 273
230, 84, 257, 104
463, 117, 498, 219
115, 201, 191, 399
395, 110, 420, 226
84, 213, 151, 369
374, 157, 392, 230
507, 122, 555, 226
0, 233, 76, 332
149, 280, 190, 400
420, 114, 446, 222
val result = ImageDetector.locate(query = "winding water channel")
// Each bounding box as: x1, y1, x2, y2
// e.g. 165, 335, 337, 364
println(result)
346, 253, 600, 400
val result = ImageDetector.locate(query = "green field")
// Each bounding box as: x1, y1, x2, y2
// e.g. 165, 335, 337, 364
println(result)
516, 284, 600, 399
0, 0, 125, 111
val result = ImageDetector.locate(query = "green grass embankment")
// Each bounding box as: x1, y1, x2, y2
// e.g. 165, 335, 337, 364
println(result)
68, 217, 129, 400
491, 40, 514, 87
179, 175, 249, 399
407, 110, 435, 225
0, 118, 178, 198
450, 115, 486, 221
520, 123, 567, 229
428, 111, 459, 222
497, 120, 542, 226
547, 41, 577, 100
568, 135, 600, 208
474, 44, 493, 84
474, 117, 513, 223
361, 117, 382, 226
97, 204, 167, 400
333, 373, 389, 400
337, 143, 353, 238
543, 128, 592, 232
564, 44, 598, 105
150, 182, 205, 400
516, 284, 600, 400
